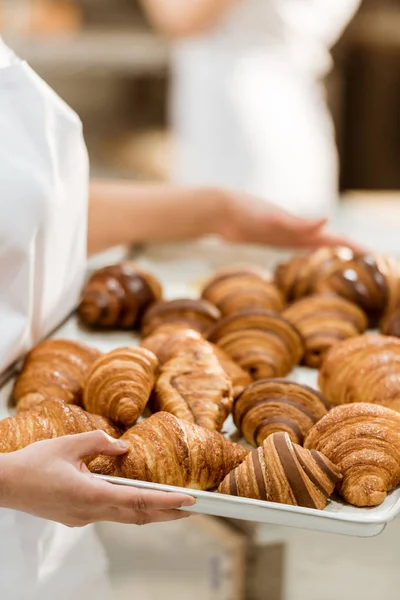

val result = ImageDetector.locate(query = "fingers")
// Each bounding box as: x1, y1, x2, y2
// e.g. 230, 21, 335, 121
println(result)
104, 508, 193, 526
56, 431, 129, 461
306, 230, 368, 253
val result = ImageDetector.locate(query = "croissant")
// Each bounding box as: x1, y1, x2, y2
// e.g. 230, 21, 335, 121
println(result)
233, 379, 330, 447
201, 265, 284, 316
78, 262, 162, 329
218, 432, 341, 510
381, 308, 400, 338
141, 298, 221, 338
150, 329, 233, 431
283, 294, 368, 368
319, 334, 400, 411
305, 403, 400, 507
83, 347, 158, 428
13, 339, 101, 413
208, 309, 304, 380
89, 411, 249, 490
0, 398, 120, 454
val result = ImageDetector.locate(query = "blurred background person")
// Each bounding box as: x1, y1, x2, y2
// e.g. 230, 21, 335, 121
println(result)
140, 0, 361, 218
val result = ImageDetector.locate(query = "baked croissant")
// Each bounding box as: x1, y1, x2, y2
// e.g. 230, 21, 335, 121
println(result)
150, 329, 233, 431
0, 398, 120, 454
208, 309, 304, 380
233, 379, 330, 446
218, 432, 341, 510
89, 411, 249, 490
305, 403, 400, 507
201, 265, 284, 316
83, 347, 158, 428
141, 298, 221, 338
283, 294, 368, 368
78, 262, 162, 329
319, 334, 400, 411
13, 339, 101, 413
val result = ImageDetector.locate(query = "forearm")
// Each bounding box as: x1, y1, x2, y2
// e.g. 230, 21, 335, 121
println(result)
87, 180, 226, 255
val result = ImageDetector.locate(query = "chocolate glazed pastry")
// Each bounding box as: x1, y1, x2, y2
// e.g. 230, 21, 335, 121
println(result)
218, 431, 341, 510
319, 334, 400, 411
233, 379, 330, 446
150, 329, 233, 432
141, 298, 221, 338
283, 294, 368, 368
89, 411, 249, 490
305, 403, 400, 507
13, 339, 101, 413
208, 309, 304, 380
201, 265, 284, 316
78, 262, 162, 329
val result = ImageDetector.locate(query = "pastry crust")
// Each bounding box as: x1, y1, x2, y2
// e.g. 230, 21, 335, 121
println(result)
141, 298, 220, 337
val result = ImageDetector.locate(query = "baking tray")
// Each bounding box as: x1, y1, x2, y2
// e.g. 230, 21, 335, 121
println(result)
3, 260, 400, 538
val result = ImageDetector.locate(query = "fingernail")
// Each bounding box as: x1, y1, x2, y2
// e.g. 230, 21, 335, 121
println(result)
180, 497, 196, 507
114, 439, 130, 450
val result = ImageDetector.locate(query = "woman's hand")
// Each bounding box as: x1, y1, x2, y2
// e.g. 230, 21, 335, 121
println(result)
0, 431, 195, 527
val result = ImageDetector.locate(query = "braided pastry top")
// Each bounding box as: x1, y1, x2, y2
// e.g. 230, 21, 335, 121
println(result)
218, 432, 341, 510
208, 309, 304, 380
319, 334, 400, 411
141, 298, 221, 338
283, 294, 368, 368
79, 262, 162, 329
305, 403, 400, 507
233, 379, 330, 446
89, 411, 249, 490
201, 265, 284, 316
13, 339, 101, 413
83, 346, 158, 428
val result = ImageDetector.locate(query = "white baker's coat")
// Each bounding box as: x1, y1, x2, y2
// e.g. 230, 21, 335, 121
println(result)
171, 0, 361, 218
0, 38, 112, 600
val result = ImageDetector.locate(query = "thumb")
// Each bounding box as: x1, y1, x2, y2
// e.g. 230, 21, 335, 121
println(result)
59, 431, 130, 461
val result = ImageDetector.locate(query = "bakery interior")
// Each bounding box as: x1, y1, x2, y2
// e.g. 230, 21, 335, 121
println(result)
3, 1, 400, 599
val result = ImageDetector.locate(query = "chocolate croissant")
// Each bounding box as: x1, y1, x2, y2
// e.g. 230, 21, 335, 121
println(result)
208, 309, 304, 380
83, 347, 158, 428
0, 398, 120, 454
201, 266, 284, 316
150, 329, 233, 431
141, 298, 221, 338
233, 379, 330, 446
283, 294, 368, 368
319, 334, 400, 411
13, 339, 101, 413
305, 403, 400, 507
79, 262, 162, 329
89, 411, 249, 490
218, 432, 341, 510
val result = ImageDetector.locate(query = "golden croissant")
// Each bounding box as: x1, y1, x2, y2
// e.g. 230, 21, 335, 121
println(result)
83, 347, 158, 428
208, 309, 304, 380
89, 411, 249, 490
13, 339, 101, 413
150, 329, 233, 431
78, 262, 162, 329
218, 432, 341, 510
233, 379, 330, 447
141, 298, 221, 338
319, 334, 400, 411
201, 265, 284, 316
305, 403, 400, 507
283, 294, 368, 368
0, 398, 120, 454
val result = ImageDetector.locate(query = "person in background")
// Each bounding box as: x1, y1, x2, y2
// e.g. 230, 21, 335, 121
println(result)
140, 0, 361, 218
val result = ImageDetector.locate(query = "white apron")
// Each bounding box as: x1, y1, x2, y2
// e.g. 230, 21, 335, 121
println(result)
171, 0, 361, 218
0, 39, 112, 600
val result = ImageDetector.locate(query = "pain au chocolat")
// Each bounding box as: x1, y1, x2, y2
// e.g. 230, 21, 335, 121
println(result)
141, 298, 221, 338
78, 262, 162, 329
305, 403, 400, 507
201, 265, 284, 316
218, 432, 341, 510
208, 309, 304, 380
283, 294, 368, 368
233, 379, 330, 446
89, 411, 249, 490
